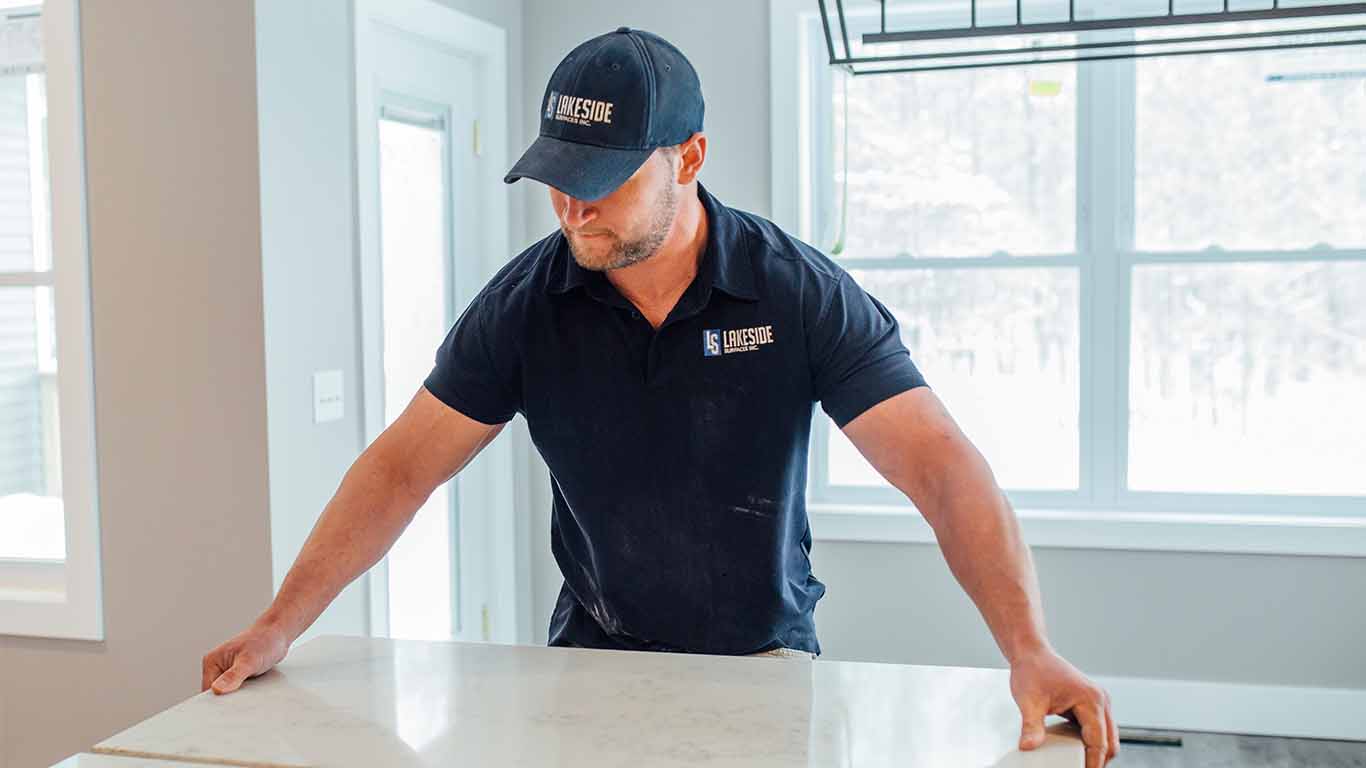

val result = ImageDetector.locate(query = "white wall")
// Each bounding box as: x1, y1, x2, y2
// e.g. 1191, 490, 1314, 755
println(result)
255, 0, 370, 640
519, 0, 1366, 695
0, 2, 273, 766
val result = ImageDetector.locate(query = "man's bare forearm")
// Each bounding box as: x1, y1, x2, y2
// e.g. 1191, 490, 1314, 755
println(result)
255, 446, 428, 643
841, 391, 1115, 763
907, 438, 1051, 663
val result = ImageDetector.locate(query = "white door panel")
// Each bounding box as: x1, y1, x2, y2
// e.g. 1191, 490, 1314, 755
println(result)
354, 1, 513, 644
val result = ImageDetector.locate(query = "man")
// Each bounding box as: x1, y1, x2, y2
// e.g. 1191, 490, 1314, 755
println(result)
204, 27, 1117, 766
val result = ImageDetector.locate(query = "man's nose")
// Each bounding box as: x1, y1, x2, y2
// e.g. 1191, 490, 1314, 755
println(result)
561, 195, 597, 228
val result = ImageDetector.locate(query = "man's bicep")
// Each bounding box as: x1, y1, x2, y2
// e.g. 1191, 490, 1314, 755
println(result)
839, 387, 973, 505
370, 386, 508, 500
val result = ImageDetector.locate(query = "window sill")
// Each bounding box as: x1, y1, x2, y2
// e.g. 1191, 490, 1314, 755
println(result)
0, 558, 65, 601
808, 503, 1366, 558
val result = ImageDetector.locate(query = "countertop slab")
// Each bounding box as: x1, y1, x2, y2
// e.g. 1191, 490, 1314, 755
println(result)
94, 635, 1083, 767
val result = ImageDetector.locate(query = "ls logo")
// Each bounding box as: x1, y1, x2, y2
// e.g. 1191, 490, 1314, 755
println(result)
703, 329, 722, 357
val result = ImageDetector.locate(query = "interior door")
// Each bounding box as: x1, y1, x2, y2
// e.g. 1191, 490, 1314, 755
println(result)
361, 20, 480, 642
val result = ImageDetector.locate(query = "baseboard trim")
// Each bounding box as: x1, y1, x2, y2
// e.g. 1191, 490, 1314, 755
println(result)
1096, 674, 1366, 742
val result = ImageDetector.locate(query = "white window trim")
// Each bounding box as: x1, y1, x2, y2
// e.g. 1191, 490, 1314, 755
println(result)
0, 0, 104, 639
770, 0, 1366, 557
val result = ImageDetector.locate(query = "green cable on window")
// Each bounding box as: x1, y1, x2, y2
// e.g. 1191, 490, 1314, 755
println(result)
829, 67, 849, 257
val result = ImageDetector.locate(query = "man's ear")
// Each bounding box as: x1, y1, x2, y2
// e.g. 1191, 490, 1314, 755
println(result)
676, 132, 706, 185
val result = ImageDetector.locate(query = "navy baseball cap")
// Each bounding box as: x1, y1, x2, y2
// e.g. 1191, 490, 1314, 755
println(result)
504, 27, 704, 201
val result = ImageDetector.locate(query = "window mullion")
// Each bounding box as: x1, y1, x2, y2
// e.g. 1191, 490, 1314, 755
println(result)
1079, 46, 1136, 510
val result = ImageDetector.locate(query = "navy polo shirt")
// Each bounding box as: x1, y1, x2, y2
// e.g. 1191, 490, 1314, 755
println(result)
423, 181, 927, 656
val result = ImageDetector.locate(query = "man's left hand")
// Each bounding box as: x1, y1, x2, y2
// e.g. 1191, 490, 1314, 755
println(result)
1010, 647, 1118, 768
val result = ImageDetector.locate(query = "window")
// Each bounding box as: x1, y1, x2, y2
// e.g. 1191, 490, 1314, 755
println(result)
0, 45, 60, 560
0, 0, 102, 639
776, 2, 1366, 532
1128, 38, 1366, 498
377, 111, 458, 641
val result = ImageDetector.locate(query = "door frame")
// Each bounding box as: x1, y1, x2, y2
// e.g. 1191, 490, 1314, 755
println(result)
352, 0, 517, 643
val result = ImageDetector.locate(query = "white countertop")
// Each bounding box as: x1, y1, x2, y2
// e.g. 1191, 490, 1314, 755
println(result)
90, 635, 1082, 767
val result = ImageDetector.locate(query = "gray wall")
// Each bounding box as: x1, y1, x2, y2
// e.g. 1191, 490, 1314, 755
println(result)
254, 0, 528, 641
0, 2, 274, 767
519, 0, 1366, 690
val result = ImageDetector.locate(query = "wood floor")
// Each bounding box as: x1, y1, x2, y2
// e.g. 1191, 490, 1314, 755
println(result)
1114, 729, 1366, 767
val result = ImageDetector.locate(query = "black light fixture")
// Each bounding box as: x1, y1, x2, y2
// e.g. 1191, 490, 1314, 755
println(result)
819, 0, 1366, 74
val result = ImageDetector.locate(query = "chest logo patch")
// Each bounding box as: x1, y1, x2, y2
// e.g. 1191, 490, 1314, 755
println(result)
703, 325, 775, 356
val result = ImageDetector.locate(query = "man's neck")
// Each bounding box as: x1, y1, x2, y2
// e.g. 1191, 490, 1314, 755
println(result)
606, 185, 707, 316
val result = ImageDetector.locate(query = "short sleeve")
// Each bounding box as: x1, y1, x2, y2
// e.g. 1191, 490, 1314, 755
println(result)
808, 272, 928, 428
423, 291, 521, 425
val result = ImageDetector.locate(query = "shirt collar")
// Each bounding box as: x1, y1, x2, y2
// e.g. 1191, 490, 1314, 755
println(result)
545, 180, 758, 302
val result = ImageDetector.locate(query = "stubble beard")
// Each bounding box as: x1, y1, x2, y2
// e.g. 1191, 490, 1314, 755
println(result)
568, 178, 679, 272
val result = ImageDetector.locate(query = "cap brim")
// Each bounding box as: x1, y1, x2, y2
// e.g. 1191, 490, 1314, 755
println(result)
504, 134, 654, 201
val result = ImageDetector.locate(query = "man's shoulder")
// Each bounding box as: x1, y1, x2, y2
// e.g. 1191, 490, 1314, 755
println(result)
454, 231, 564, 340
723, 203, 848, 295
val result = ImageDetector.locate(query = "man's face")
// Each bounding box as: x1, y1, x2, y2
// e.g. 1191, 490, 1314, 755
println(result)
550, 148, 680, 272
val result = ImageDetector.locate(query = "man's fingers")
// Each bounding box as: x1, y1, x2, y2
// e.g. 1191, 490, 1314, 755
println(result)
1075, 701, 1108, 768
1103, 689, 1119, 762
210, 655, 254, 696
1017, 698, 1049, 751
201, 651, 227, 692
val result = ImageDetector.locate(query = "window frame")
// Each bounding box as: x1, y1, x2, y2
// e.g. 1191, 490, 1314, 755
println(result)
0, 0, 104, 640
770, 0, 1366, 556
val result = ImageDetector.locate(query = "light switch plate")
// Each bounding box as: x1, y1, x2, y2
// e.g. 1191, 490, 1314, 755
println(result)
313, 369, 344, 423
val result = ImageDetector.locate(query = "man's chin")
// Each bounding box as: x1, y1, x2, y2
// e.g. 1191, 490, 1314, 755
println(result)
569, 251, 612, 272
568, 243, 617, 271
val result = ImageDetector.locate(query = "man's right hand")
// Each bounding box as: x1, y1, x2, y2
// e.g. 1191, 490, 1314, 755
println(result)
198, 388, 506, 696
201, 621, 290, 695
